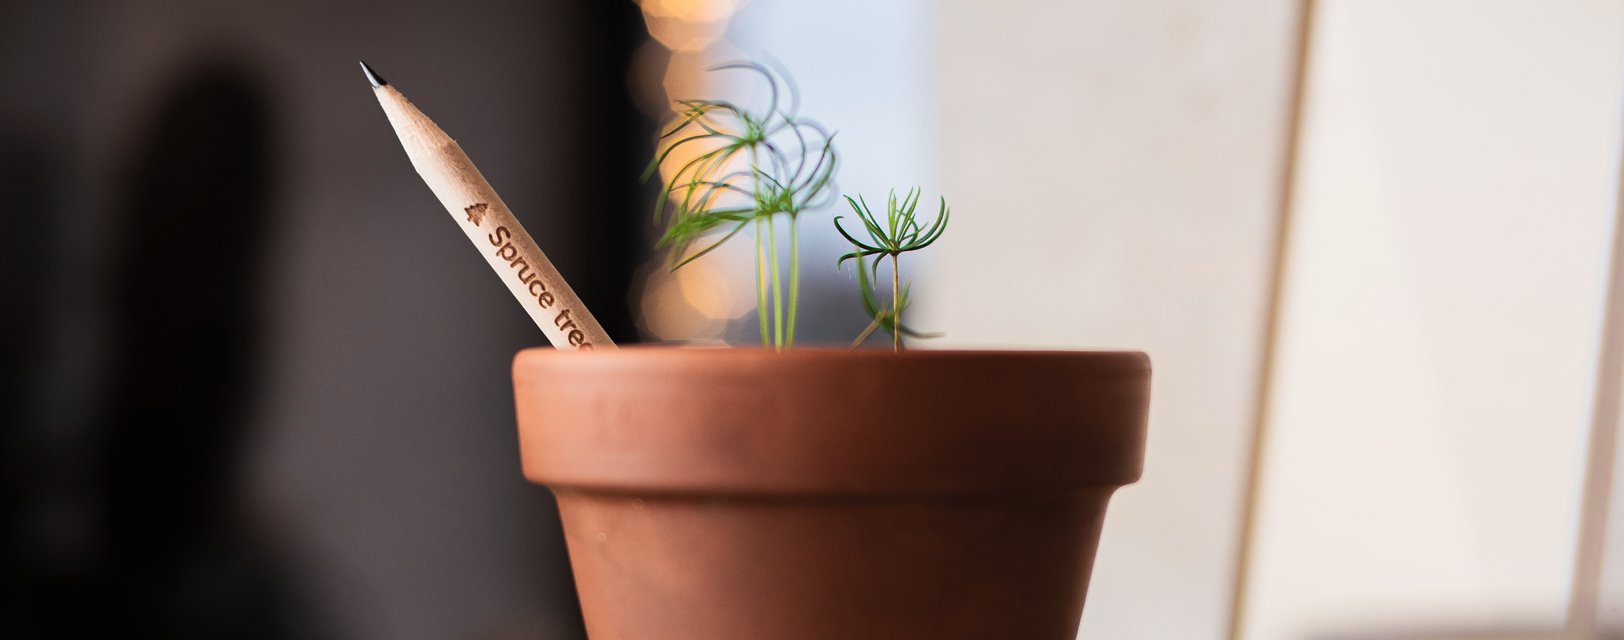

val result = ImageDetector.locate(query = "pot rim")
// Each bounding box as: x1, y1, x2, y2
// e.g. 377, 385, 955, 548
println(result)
513, 346, 1151, 497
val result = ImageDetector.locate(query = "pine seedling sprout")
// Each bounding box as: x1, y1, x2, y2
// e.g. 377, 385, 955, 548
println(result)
835, 188, 950, 351
643, 62, 837, 351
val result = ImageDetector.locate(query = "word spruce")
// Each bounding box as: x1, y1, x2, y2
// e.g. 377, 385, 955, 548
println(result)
487, 224, 594, 350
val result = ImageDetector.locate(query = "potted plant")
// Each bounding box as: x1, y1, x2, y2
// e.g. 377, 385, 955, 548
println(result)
512, 64, 1150, 640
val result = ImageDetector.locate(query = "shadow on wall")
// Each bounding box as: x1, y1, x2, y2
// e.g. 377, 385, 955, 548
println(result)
2, 1, 660, 637
2, 63, 328, 639
0, 111, 61, 636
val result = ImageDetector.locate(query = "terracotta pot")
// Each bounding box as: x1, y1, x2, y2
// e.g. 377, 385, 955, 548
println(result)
512, 347, 1149, 640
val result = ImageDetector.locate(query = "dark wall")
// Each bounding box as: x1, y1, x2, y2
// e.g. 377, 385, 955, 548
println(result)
0, 1, 651, 638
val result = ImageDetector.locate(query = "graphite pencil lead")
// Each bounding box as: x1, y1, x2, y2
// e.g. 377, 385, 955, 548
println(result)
359, 60, 388, 88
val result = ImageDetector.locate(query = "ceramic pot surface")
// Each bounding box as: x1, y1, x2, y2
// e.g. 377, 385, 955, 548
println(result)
514, 347, 1149, 640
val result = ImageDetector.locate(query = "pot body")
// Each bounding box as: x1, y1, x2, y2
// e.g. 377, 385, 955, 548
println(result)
513, 348, 1149, 640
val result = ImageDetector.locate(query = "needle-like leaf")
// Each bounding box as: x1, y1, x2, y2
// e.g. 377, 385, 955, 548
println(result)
645, 62, 839, 350
835, 189, 950, 351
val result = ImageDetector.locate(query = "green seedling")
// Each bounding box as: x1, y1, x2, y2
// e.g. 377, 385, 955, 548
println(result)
643, 62, 837, 351
835, 188, 950, 351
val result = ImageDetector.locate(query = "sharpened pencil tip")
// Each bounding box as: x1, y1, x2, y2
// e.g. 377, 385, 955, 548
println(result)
359, 60, 388, 88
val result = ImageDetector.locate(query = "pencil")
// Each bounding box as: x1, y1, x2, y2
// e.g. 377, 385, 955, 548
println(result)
361, 61, 614, 351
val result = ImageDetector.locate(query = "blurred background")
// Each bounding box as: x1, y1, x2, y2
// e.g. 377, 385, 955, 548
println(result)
6, 1, 1624, 639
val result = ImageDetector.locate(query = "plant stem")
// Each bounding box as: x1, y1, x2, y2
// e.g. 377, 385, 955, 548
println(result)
769, 215, 783, 351
756, 217, 768, 349
851, 319, 880, 350
891, 253, 901, 352
787, 215, 800, 349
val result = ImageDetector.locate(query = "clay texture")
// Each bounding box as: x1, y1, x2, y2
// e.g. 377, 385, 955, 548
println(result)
513, 348, 1150, 640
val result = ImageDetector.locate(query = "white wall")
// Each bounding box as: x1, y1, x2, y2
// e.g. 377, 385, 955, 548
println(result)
1242, 2, 1624, 639
922, 2, 1303, 638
